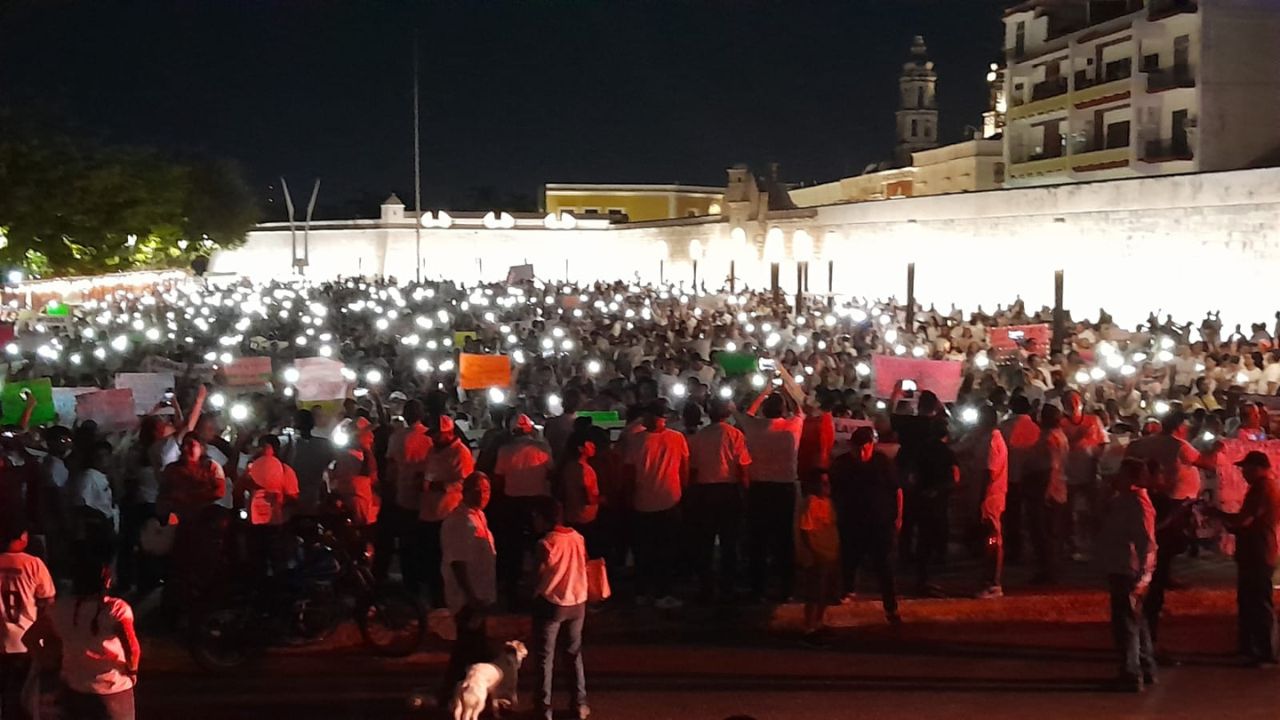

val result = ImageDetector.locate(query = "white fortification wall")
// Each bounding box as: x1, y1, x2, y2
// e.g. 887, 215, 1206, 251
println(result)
213, 167, 1280, 329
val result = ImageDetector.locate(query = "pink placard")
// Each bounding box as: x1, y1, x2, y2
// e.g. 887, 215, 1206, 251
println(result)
75, 388, 138, 432
988, 324, 1052, 354
872, 355, 964, 403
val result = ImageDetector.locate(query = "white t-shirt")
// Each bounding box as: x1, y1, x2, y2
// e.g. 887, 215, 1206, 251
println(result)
495, 437, 554, 498
536, 528, 588, 607
52, 596, 135, 694
1263, 362, 1280, 392
70, 469, 118, 531
244, 456, 300, 526
624, 428, 688, 512
440, 505, 497, 614
0, 552, 55, 654
739, 414, 804, 483
689, 422, 752, 485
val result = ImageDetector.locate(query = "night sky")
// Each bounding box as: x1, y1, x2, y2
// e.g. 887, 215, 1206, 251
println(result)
1, 0, 1010, 217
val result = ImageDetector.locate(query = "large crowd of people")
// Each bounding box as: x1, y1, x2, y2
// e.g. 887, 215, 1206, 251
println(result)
1, 272, 1279, 717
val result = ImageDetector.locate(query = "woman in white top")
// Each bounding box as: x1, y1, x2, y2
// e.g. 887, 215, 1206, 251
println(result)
52, 555, 140, 720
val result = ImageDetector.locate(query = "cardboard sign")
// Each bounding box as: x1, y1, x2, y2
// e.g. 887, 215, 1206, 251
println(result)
52, 387, 98, 424
458, 353, 511, 390
506, 264, 534, 284
294, 357, 349, 402
871, 355, 964, 403
1, 378, 55, 426
115, 372, 175, 415
76, 388, 138, 431
141, 355, 217, 383
453, 331, 479, 349
223, 356, 273, 388
575, 410, 625, 429
988, 324, 1052, 353
715, 351, 758, 377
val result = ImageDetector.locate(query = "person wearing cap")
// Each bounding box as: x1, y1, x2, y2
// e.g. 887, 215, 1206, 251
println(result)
1096, 457, 1158, 691
1061, 389, 1108, 560
1210, 451, 1280, 666
492, 414, 554, 606
622, 401, 689, 609
1125, 409, 1222, 644
830, 425, 902, 623
687, 400, 752, 602
420, 414, 475, 609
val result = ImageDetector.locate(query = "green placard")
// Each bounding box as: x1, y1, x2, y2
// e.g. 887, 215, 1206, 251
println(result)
575, 410, 625, 429
2, 377, 55, 426
715, 351, 758, 376
43, 301, 70, 318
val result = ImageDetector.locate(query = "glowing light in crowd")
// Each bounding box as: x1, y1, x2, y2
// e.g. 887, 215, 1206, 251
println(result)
974, 353, 990, 369
230, 402, 250, 422
893, 344, 907, 355
751, 373, 766, 389
111, 335, 128, 352
331, 425, 350, 447
439, 359, 456, 372
366, 369, 383, 385
488, 387, 506, 404
283, 367, 300, 384
961, 407, 979, 425
416, 357, 432, 373
718, 386, 733, 400
671, 384, 687, 398
1154, 400, 1171, 416
1157, 350, 1174, 363
1089, 367, 1106, 382
586, 359, 602, 375
911, 346, 925, 358
4, 343, 17, 356
340, 367, 357, 382
856, 362, 871, 377
209, 392, 227, 410
766, 333, 781, 348
1120, 364, 1136, 377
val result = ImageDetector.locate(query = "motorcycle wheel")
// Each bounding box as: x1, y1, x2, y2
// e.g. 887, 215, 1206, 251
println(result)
357, 587, 426, 657
189, 606, 257, 672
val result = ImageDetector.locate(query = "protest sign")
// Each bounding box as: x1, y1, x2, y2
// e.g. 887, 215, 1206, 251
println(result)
575, 410, 625, 429
141, 355, 217, 383
52, 388, 98, 424
115, 372, 175, 415
987, 324, 1051, 354
294, 357, 349, 401
453, 331, 479, 349
714, 351, 757, 377
223, 356, 273, 388
459, 353, 511, 390
1, 378, 55, 426
871, 355, 964, 402
76, 389, 137, 431
506, 264, 534, 283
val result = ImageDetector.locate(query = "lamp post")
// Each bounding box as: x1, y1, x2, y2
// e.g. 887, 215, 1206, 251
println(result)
764, 227, 785, 300
728, 227, 746, 294
655, 240, 669, 286
689, 239, 704, 292
1051, 217, 1067, 354
793, 230, 813, 316
824, 230, 839, 309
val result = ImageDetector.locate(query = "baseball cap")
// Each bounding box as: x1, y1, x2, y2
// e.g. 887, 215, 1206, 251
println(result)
1235, 451, 1271, 470
512, 414, 534, 433
436, 415, 455, 434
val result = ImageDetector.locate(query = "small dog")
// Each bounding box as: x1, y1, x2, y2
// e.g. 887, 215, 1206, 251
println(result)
451, 640, 528, 720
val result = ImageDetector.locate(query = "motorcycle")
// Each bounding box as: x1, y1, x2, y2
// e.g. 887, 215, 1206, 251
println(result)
188, 507, 426, 671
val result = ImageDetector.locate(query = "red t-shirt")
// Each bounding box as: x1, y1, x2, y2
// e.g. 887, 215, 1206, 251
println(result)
798, 412, 835, 476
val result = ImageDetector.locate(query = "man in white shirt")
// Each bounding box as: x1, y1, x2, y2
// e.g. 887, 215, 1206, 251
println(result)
438, 472, 497, 704
623, 402, 689, 608
493, 414, 554, 604
69, 441, 120, 553
738, 391, 803, 601
687, 400, 751, 600
0, 523, 55, 718
235, 435, 300, 578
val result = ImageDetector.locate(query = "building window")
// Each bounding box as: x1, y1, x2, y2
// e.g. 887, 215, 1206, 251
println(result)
994, 162, 1006, 184
607, 208, 625, 215
582, 208, 599, 215
1142, 53, 1160, 72
1105, 121, 1131, 149
1015, 21, 1026, 56
911, 119, 919, 137
924, 121, 932, 139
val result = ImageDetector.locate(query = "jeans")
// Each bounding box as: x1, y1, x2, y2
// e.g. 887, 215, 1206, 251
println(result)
686, 483, 743, 596
632, 506, 681, 598
982, 517, 1004, 589
533, 598, 587, 713
747, 483, 796, 598
0, 652, 31, 720
1107, 574, 1155, 680
60, 685, 135, 720
1143, 496, 1191, 644
492, 496, 539, 606
1237, 553, 1278, 662
373, 504, 414, 587
438, 606, 491, 705
1004, 481, 1028, 564
1028, 491, 1067, 583
117, 502, 158, 593
839, 524, 898, 614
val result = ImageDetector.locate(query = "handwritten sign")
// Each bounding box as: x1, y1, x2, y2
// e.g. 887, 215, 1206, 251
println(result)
141, 355, 217, 383
575, 410, 625, 429
115, 372, 175, 415
459, 353, 511, 390
1, 378, 55, 426
76, 388, 138, 432
871, 355, 964, 403
223, 356, 273, 388
294, 357, 349, 402
715, 351, 757, 377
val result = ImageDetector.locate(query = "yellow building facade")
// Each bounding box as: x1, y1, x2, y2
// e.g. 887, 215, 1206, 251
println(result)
543, 183, 724, 222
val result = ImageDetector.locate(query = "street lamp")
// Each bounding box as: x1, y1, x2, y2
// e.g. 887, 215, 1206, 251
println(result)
793, 229, 814, 315
728, 227, 747, 293
824, 230, 840, 307
689, 239, 704, 291
655, 240, 669, 285
764, 227, 785, 298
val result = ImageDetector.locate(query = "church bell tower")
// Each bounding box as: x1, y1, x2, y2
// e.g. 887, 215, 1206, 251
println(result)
895, 35, 939, 167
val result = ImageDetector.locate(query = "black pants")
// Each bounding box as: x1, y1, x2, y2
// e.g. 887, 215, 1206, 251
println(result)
116, 502, 157, 593
438, 607, 491, 705
1004, 480, 1030, 564
1237, 553, 1278, 662
0, 652, 31, 720
840, 525, 898, 614
1107, 575, 1155, 680
416, 520, 445, 608
492, 496, 540, 607
373, 504, 415, 587
747, 483, 796, 599
1143, 497, 1190, 644
1026, 478, 1067, 583
632, 506, 682, 598
686, 483, 744, 596
913, 490, 950, 586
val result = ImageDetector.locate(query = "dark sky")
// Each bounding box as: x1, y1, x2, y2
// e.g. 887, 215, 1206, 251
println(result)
1, 0, 1010, 218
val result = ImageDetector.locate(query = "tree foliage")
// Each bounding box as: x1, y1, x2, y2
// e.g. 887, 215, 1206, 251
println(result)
0, 112, 259, 276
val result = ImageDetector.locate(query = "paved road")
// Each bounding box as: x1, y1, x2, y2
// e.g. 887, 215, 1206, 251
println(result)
136, 605, 1280, 720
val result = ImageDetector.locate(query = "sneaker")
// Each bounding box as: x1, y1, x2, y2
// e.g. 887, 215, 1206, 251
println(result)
575, 704, 592, 720
655, 595, 684, 610
976, 585, 1004, 600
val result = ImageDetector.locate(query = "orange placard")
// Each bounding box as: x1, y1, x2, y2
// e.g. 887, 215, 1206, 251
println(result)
458, 353, 511, 390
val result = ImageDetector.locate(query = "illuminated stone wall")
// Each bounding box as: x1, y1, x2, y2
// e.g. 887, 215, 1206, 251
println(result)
215, 167, 1280, 328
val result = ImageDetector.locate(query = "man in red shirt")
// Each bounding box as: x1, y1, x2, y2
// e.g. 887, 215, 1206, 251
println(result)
688, 400, 752, 602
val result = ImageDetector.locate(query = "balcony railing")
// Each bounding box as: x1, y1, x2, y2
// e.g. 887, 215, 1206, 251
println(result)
1031, 77, 1069, 101
1075, 63, 1133, 91
1143, 139, 1194, 162
1146, 67, 1196, 92
1149, 0, 1199, 21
